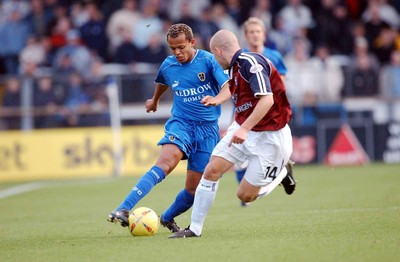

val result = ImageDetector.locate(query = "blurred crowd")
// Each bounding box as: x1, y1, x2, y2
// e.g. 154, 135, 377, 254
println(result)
1, 0, 400, 130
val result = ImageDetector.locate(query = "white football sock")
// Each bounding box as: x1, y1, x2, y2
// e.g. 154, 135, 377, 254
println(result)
189, 178, 219, 236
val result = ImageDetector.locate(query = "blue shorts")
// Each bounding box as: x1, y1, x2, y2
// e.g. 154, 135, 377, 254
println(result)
158, 117, 220, 173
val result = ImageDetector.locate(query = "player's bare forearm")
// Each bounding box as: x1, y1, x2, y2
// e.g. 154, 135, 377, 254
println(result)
152, 83, 169, 102
147, 84, 169, 112
229, 95, 273, 146
201, 83, 231, 106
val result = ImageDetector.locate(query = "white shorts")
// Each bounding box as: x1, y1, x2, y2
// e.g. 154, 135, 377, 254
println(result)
212, 121, 292, 187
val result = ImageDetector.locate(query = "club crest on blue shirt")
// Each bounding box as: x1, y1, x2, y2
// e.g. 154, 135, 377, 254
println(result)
198, 72, 206, 81
169, 135, 175, 141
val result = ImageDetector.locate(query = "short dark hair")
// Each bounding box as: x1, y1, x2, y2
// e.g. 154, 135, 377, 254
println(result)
167, 23, 193, 42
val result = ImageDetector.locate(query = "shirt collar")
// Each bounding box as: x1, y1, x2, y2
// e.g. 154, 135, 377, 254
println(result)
230, 49, 243, 69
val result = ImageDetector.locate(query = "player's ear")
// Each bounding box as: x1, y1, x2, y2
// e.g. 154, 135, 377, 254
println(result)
190, 38, 195, 48
215, 47, 222, 56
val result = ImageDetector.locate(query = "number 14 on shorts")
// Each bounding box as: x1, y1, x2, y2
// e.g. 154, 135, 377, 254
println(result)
264, 166, 278, 180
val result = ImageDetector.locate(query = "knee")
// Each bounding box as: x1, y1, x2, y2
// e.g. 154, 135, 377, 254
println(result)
156, 153, 182, 174
237, 191, 257, 203
203, 164, 223, 181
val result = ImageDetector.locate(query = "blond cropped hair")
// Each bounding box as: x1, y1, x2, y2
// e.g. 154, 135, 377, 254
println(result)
243, 17, 266, 34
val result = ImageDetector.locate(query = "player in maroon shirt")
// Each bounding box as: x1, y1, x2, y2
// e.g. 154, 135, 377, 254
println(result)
169, 29, 296, 238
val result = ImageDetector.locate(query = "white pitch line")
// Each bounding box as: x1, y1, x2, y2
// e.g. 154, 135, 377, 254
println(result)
0, 178, 118, 200
0, 182, 47, 199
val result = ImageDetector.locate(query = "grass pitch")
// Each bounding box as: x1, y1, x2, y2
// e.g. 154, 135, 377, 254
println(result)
0, 163, 399, 262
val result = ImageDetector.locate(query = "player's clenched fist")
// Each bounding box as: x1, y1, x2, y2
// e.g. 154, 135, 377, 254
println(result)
146, 98, 157, 112
201, 95, 219, 106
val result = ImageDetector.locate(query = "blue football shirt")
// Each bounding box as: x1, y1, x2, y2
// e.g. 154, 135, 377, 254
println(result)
155, 49, 228, 122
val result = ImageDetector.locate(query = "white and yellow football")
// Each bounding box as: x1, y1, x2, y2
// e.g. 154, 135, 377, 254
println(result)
128, 207, 160, 236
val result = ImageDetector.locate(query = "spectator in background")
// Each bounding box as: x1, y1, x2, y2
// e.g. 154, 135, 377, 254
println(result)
47, 16, 73, 59
85, 57, 106, 85
372, 25, 398, 65
53, 29, 94, 80
167, 0, 210, 22
56, 72, 91, 127
106, 0, 140, 55
132, 1, 163, 49
285, 36, 318, 106
348, 36, 380, 76
19, 60, 40, 78
70, 1, 89, 28
53, 50, 74, 73
363, 1, 391, 50
278, 0, 314, 38
25, 0, 54, 38
84, 83, 110, 127
141, 34, 169, 65
249, 0, 272, 30
196, 6, 220, 51
101, 0, 123, 22
309, 44, 344, 103
347, 20, 368, 57
174, 0, 200, 30
19, 36, 47, 71
113, 27, 142, 64
211, 3, 240, 37
268, 14, 293, 56
0, 8, 30, 75
344, 0, 367, 19
310, 0, 353, 55
345, 53, 380, 97
224, 0, 242, 25
1, 76, 21, 129
380, 49, 400, 99
33, 75, 58, 128
0, 0, 31, 25
362, 0, 400, 29
53, 53, 76, 91
79, 1, 108, 61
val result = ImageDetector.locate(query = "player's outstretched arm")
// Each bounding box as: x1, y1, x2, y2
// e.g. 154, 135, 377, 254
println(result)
201, 83, 231, 106
146, 84, 169, 112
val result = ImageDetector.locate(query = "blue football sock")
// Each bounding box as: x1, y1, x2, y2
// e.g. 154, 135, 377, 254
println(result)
161, 189, 194, 222
236, 169, 246, 184
117, 166, 165, 211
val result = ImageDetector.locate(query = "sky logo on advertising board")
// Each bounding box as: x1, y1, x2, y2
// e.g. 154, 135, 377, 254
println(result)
63, 137, 159, 168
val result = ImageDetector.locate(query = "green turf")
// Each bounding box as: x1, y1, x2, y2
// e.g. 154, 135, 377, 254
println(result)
1, 163, 399, 262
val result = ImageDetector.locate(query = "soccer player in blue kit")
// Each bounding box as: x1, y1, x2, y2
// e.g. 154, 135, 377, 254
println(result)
243, 17, 287, 77
107, 23, 229, 232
